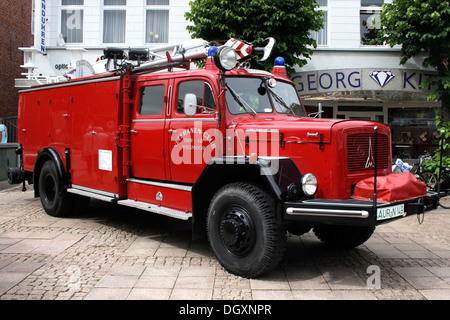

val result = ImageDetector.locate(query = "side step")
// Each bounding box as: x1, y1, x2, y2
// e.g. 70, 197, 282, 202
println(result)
67, 185, 117, 202
117, 199, 192, 221
67, 185, 192, 221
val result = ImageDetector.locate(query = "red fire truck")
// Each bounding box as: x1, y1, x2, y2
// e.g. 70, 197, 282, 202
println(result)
9, 38, 437, 278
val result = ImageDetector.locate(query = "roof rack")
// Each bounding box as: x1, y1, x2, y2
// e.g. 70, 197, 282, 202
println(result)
65, 39, 210, 79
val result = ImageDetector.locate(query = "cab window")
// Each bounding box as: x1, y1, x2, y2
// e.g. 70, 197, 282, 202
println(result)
139, 85, 165, 116
177, 80, 216, 114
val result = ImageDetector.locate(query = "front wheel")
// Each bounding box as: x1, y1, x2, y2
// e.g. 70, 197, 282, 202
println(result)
207, 182, 286, 278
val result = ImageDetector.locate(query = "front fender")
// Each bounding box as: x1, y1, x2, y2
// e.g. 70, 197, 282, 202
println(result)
191, 156, 304, 240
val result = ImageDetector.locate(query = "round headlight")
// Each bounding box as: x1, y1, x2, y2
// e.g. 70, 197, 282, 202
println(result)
213, 46, 238, 71
301, 173, 318, 196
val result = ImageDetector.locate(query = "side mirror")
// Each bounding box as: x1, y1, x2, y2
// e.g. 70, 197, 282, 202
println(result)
184, 93, 197, 116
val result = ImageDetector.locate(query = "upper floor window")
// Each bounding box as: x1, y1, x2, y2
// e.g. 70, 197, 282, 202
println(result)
61, 0, 84, 43
360, 0, 384, 45
310, 0, 328, 46
103, 0, 127, 43
146, 0, 170, 43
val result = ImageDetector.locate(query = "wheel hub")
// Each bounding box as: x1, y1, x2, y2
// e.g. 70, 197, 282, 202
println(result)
219, 206, 255, 256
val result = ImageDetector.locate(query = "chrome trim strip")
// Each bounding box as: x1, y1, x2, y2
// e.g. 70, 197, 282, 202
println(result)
166, 85, 172, 117
127, 178, 192, 192
67, 188, 115, 202
118, 199, 192, 220
286, 207, 369, 218
70, 184, 117, 198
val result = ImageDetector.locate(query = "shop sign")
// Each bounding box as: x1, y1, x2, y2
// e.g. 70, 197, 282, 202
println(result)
291, 68, 436, 96
39, 0, 46, 54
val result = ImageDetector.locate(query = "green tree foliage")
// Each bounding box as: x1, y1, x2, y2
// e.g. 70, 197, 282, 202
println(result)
375, 0, 450, 109
185, 0, 324, 74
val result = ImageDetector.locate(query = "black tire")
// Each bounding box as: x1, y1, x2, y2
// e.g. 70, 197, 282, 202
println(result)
207, 182, 286, 278
287, 223, 312, 236
39, 160, 73, 217
313, 225, 375, 249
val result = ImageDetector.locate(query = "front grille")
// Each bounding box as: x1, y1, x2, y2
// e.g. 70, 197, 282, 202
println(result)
347, 133, 389, 172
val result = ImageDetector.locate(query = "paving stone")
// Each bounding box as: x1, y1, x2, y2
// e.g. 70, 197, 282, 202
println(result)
1, 188, 450, 301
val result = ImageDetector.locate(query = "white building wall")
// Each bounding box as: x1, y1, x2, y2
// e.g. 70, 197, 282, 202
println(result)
24, 0, 192, 79
40, 0, 190, 48
329, 0, 361, 48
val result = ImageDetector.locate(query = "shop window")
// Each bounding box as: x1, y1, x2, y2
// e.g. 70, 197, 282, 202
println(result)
389, 108, 438, 159
61, 0, 84, 43
146, 0, 170, 43
103, 0, 127, 43
310, 0, 328, 46
360, 0, 384, 45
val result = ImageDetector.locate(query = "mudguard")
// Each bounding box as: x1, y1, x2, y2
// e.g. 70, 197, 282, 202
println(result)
33, 148, 67, 197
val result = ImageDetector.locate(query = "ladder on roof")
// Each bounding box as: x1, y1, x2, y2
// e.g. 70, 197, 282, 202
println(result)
132, 39, 210, 73
65, 39, 210, 79
65, 37, 275, 79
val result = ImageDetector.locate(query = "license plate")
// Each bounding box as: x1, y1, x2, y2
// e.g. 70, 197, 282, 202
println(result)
376, 204, 405, 221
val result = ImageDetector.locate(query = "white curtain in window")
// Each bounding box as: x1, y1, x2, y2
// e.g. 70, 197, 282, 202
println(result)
147, 0, 169, 5
317, 11, 328, 45
146, 10, 169, 43
62, 0, 84, 5
310, 10, 327, 46
104, 0, 126, 5
103, 10, 126, 43
61, 9, 83, 43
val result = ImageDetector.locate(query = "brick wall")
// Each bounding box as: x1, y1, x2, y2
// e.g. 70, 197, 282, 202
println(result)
0, 0, 33, 118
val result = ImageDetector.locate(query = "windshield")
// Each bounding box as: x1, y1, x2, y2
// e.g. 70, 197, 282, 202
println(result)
225, 77, 305, 116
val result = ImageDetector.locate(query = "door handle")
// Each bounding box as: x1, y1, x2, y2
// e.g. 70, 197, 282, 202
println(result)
130, 129, 138, 134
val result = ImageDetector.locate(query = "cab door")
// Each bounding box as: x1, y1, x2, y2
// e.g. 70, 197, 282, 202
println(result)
168, 78, 219, 184
131, 80, 170, 181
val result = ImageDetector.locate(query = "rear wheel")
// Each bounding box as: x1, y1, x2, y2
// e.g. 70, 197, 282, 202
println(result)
39, 160, 73, 217
313, 225, 375, 249
207, 182, 286, 278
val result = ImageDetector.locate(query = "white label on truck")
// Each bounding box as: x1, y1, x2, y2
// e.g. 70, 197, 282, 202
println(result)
99, 149, 112, 171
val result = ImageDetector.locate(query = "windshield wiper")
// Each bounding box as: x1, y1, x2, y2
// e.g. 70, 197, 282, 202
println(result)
268, 88, 295, 116
226, 84, 257, 115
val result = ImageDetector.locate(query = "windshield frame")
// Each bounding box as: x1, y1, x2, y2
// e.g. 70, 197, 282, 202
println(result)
224, 76, 305, 117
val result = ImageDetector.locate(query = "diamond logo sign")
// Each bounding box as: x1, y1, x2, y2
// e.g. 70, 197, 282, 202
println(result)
370, 71, 395, 87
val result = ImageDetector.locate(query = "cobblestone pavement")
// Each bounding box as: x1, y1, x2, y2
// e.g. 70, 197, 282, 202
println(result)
0, 185, 449, 300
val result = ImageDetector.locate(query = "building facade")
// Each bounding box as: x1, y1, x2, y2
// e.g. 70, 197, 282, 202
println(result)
295, 0, 441, 160
0, 0, 33, 118
17, 0, 441, 159
18, 0, 191, 86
